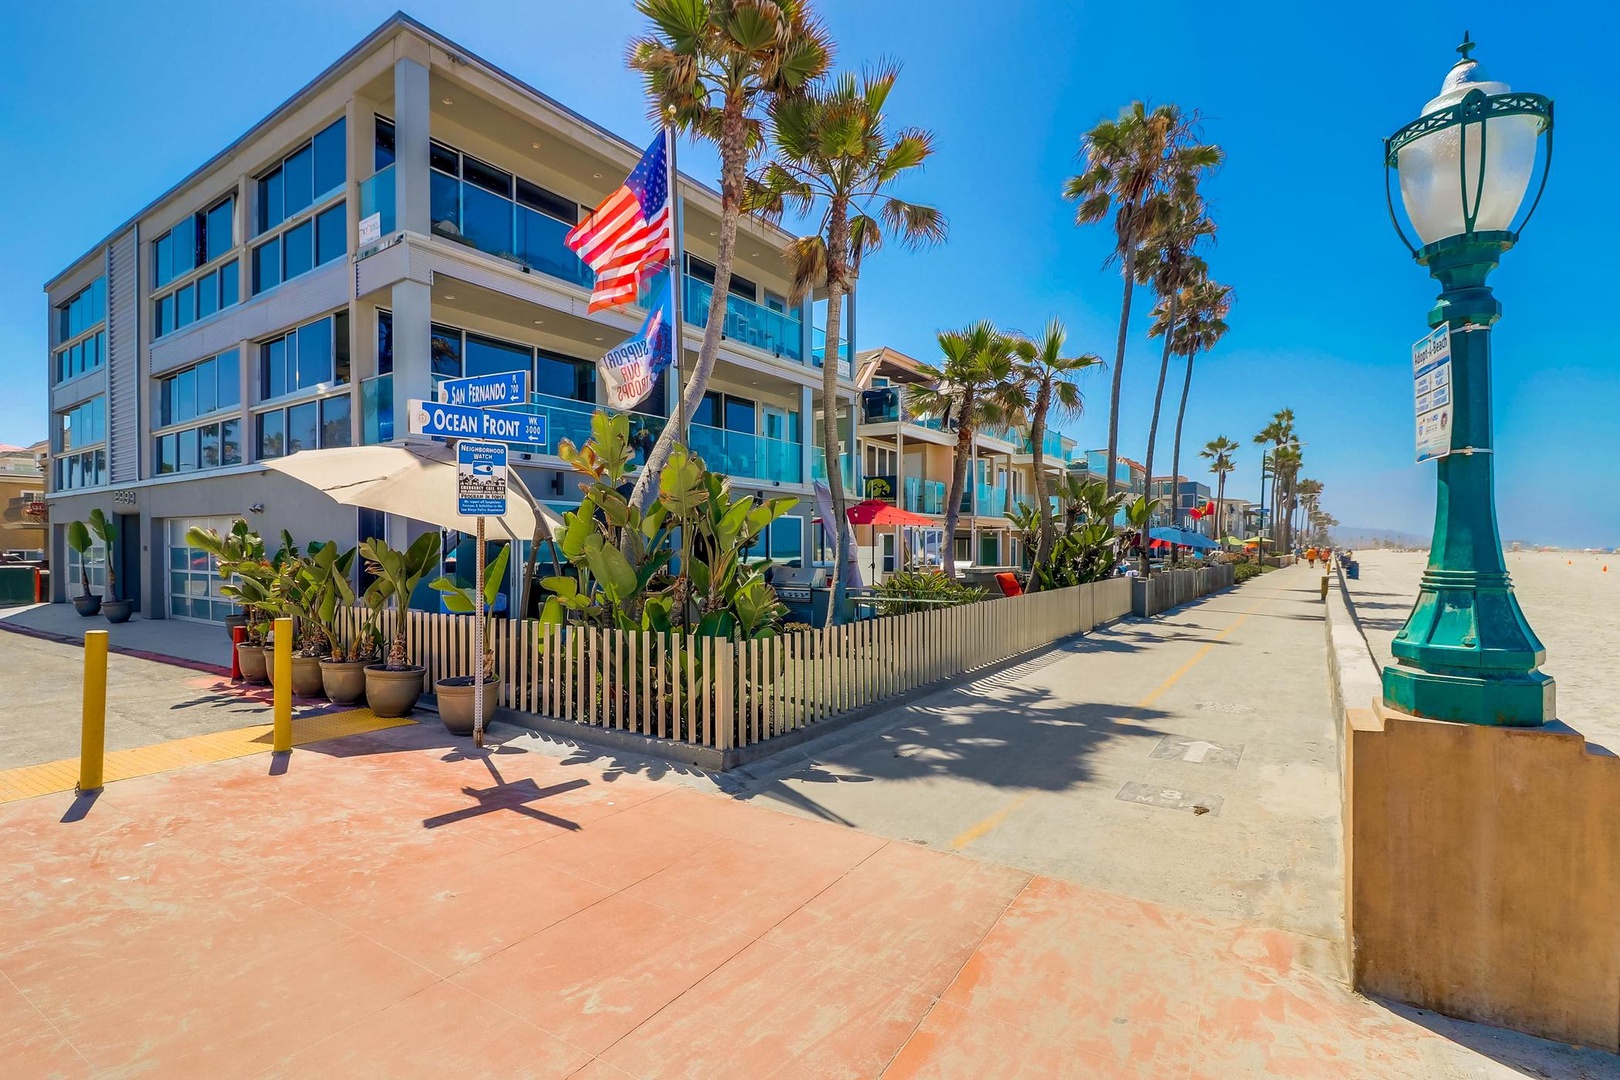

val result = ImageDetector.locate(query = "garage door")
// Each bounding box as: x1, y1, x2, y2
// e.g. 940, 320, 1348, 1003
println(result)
165, 516, 239, 623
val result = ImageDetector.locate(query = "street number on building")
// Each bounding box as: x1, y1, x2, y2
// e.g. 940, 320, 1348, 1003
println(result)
457, 441, 507, 517
1413, 325, 1452, 463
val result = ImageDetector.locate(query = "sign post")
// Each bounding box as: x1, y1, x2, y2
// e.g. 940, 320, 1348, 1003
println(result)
1413, 325, 1453, 463
457, 441, 508, 747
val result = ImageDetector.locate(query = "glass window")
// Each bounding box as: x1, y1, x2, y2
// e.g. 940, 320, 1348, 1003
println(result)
321, 395, 351, 448
464, 332, 530, 379
219, 259, 239, 308
222, 418, 242, 465
196, 269, 219, 319
694, 392, 720, 428
377, 311, 393, 375
516, 178, 574, 223
430, 141, 459, 175
258, 167, 284, 233
770, 516, 803, 559
536, 349, 591, 402
430, 170, 461, 237
157, 433, 177, 474
430, 324, 461, 378
154, 232, 174, 287
252, 237, 281, 293
463, 155, 511, 197
316, 202, 346, 265
177, 427, 198, 471
174, 367, 195, 422
461, 184, 514, 256
175, 283, 195, 329
312, 118, 346, 199
205, 197, 234, 262
296, 318, 333, 388
283, 219, 313, 280
725, 396, 757, 435
156, 294, 174, 338
333, 312, 350, 385
216, 349, 240, 407
200, 423, 221, 468
286, 401, 318, 454
194, 357, 217, 415
262, 336, 287, 400
256, 410, 285, 459
282, 144, 314, 218
375, 117, 396, 171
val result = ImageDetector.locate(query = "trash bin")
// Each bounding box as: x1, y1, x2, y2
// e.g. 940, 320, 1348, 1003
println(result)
1347, 561, 1360, 580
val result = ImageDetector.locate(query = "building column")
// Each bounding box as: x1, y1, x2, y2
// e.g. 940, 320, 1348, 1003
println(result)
391, 279, 432, 442
799, 384, 813, 487
393, 57, 430, 237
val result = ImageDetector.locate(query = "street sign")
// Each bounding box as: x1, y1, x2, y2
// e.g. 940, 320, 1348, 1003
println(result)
456, 441, 508, 517
1413, 325, 1453, 463
440, 371, 528, 408
407, 398, 548, 450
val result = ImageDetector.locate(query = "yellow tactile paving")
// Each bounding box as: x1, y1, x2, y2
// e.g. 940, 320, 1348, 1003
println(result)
0, 709, 414, 803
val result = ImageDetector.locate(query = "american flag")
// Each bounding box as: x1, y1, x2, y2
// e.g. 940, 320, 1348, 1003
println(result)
566, 131, 672, 312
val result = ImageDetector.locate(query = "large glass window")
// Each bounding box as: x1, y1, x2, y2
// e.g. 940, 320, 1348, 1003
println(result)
157, 349, 240, 427
254, 393, 350, 460
427, 137, 579, 267
282, 220, 313, 280
154, 258, 239, 339
54, 279, 107, 383
252, 238, 281, 293
257, 118, 345, 235
374, 116, 396, 172
315, 203, 346, 265
54, 330, 106, 382
250, 201, 345, 295
156, 415, 243, 476
205, 197, 235, 262
430, 324, 462, 378
259, 312, 349, 401
153, 196, 233, 291
56, 278, 106, 343
58, 396, 106, 452
464, 332, 530, 379
535, 348, 593, 403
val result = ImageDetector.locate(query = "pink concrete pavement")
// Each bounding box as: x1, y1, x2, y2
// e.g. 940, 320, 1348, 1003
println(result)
0, 721, 1555, 1078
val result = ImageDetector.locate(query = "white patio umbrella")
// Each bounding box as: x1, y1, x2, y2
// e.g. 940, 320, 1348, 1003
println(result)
261, 443, 560, 542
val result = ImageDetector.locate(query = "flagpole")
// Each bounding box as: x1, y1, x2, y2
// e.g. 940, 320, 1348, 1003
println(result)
664, 115, 686, 446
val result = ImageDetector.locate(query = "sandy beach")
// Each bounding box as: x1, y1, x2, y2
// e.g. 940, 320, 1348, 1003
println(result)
1345, 549, 1620, 755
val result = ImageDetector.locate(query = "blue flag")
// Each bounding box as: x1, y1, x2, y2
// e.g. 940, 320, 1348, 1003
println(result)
597, 274, 674, 411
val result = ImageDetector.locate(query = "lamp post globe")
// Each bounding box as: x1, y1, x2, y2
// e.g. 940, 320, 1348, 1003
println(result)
1380, 35, 1555, 727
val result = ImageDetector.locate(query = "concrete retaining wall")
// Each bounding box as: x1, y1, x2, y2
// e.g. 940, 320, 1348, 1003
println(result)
1130, 563, 1236, 618
1330, 568, 1620, 1054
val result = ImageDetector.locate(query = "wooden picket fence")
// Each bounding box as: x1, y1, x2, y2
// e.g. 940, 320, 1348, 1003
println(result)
339, 577, 1134, 753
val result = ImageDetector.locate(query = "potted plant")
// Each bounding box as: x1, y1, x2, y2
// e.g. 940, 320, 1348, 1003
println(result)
88, 510, 133, 623
264, 540, 328, 699
359, 532, 441, 717
429, 544, 510, 735
306, 540, 375, 704
65, 519, 101, 616
188, 521, 272, 681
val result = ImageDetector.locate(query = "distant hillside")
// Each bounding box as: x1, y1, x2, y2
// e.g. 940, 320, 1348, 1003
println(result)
1330, 526, 1428, 550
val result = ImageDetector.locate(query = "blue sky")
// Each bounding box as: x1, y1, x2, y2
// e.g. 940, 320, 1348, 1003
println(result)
2, 1, 1614, 545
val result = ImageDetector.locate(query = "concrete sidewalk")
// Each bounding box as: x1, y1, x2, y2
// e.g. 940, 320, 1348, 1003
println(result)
0, 601, 233, 670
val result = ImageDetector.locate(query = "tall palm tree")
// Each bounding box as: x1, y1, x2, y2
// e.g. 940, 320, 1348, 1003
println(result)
1295, 478, 1323, 544
1064, 101, 1220, 497
1158, 278, 1232, 535
1200, 435, 1238, 545
1139, 193, 1215, 567
1271, 441, 1303, 551
911, 322, 1020, 580
1253, 408, 1295, 548
748, 61, 945, 623
626, 0, 833, 510
1007, 320, 1100, 569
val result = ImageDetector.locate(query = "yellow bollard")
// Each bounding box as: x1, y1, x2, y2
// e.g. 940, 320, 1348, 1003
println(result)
1320, 574, 1330, 601
78, 630, 108, 794
272, 617, 293, 753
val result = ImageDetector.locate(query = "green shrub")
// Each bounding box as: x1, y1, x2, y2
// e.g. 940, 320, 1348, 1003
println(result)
1234, 562, 1266, 584
874, 570, 985, 616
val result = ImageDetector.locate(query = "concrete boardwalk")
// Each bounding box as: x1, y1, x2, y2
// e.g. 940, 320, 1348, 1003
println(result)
2, 566, 1613, 1078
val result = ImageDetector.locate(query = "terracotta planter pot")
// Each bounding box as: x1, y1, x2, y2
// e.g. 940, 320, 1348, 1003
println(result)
365, 665, 426, 718
73, 594, 102, 616
319, 659, 369, 705
237, 643, 269, 684
434, 676, 498, 736
291, 655, 326, 699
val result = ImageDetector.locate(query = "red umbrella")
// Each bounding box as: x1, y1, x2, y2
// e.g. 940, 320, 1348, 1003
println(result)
846, 500, 935, 526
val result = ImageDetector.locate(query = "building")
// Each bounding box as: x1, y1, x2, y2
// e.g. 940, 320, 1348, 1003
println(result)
1, 441, 48, 557
853, 346, 1077, 577
42, 14, 858, 623
1149, 475, 1212, 530
1209, 497, 1253, 542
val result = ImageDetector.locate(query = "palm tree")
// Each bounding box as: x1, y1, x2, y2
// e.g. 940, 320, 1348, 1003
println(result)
625, 0, 833, 510
1295, 478, 1323, 545
911, 322, 1020, 579
1139, 192, 1215, 569
1254, 408, 1295, 548
1200, 436, 1238, 546
1064, 102, 1220, 497
748, 61, 945, 623
1159, 278, 1232, 536
1271, 442, 1303, 551
1007, 320, 1100, 570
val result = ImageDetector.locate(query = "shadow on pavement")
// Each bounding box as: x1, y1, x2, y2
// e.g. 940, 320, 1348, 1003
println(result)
1378, 999, 1620, 1079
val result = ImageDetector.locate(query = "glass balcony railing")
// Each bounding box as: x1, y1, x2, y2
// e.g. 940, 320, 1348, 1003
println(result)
683, 277, 803, 363
902, 477, 946, 516
687, 423, 803, 484
858, 388, 950, 431
810, 447, 857, 492
1021, 431, 1065, 459
361, 373, 393, 444
811, 326, 852, 377
504, 392, 668, 459
429, 173, 594, 289
960, 484, 1008, 517
358, 165, 395, 239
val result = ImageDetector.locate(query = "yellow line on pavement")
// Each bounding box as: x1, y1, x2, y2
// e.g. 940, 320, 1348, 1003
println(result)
0, 709, 414, 804
951, 791, 1035, 850
1134, 607, 1258, 712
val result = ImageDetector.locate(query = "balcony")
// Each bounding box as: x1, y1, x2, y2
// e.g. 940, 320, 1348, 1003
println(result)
359, 165, 395, 238
902, 477, 946, 516
811, 326, 852, 377
684, 278, 803, 364
960, 484, 1008, 518
361, 374, 393, 444
810, 447, 857, 492
1022, 431, 1065, 460
858, 388, 951, 433
429, 173, 595, 289
687, 423, 803, 484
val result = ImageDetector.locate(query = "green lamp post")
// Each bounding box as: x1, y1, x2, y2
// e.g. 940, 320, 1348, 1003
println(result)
1381, 34, 1554, 726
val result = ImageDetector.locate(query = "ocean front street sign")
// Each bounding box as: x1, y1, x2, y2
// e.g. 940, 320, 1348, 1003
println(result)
440, 371, 528, 408
456, 441, 508, 517
407, 398, 548, 449
1412, 325, 1453, 463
